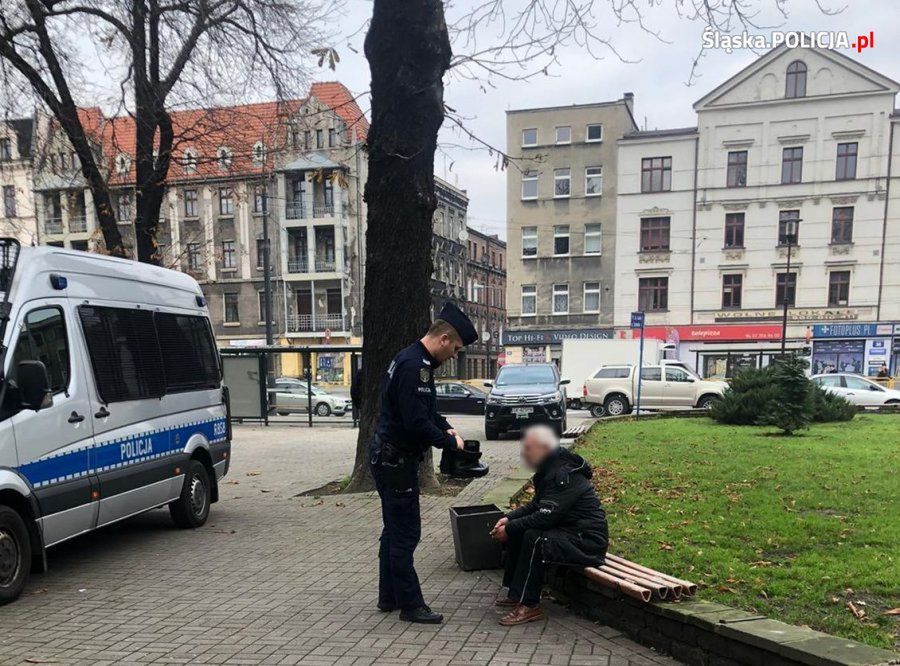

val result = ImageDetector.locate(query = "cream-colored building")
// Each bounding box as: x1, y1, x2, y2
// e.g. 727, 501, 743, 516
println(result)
505, 96, 637, 361
0, 118, 37, 245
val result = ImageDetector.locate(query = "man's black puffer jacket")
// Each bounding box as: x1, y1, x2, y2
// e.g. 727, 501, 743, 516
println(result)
505, 447, 608, 564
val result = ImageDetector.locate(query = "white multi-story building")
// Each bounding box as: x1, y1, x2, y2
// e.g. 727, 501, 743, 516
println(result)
0, 118, 37, 245
615, 46, 900, 378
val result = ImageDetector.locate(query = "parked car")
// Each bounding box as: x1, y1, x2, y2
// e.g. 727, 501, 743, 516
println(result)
811, 373, 900, 407
269, 377, 351, 416
483, 363, 569, 439
583, 364, 726, 417
0, 241, 230, 605
435, 381, 487, 414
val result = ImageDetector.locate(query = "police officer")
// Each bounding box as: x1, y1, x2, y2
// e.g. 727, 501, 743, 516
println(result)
368, 302, 478, 624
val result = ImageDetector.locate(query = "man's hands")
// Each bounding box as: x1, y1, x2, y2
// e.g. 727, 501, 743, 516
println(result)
490, 517, 509, 543
448, 429, 464, 450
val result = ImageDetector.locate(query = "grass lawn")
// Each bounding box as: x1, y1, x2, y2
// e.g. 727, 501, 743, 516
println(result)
577, 414, 899, 650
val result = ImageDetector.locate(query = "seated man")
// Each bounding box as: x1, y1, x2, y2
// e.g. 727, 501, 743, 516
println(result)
490, 424, 608, 626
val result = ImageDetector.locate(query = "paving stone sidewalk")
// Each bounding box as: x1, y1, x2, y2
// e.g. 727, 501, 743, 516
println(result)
0, 422, 682, 665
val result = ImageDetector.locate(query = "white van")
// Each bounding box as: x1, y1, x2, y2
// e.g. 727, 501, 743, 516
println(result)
0, 240, 231, 604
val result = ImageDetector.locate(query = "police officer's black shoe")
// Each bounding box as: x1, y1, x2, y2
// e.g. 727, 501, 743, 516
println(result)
399, 605, 443, 624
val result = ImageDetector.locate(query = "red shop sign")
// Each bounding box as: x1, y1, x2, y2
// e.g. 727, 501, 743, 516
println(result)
627, 324, 783, 342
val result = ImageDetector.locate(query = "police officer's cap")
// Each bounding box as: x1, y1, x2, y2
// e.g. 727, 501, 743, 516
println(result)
439, 302, 478, 346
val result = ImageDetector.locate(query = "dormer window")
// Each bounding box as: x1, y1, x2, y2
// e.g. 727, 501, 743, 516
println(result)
785, 60, 807, 98
115, 153, 131, 176
252, 141, 265, 166
217, 146, 233, 171
182, 148, 198, 174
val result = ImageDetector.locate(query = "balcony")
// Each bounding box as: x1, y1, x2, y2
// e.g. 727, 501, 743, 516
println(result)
44, 218, 63, 235
69, 215, 87, 233
287, 257, 309, 273
315, 258, 336, 272
286, 313, 346, 332
313, 204, 334, 218
285, 201, 306, 219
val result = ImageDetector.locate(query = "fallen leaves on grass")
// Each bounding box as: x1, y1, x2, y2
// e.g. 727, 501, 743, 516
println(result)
246, 471, 261, 477
847, 601, 867, 620
883, 608, 900, 616
658, 542, 674, 551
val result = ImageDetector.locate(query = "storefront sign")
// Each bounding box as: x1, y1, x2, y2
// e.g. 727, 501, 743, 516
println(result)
812, 323, 893, 338
715, 308, 860, 322
502, 328, 613, 345
627, 324, 782, 342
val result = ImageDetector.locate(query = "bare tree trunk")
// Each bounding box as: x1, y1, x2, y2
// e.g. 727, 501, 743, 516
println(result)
344, 0, 451, 493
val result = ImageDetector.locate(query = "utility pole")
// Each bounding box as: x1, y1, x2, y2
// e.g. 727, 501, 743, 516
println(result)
262, 185, 274, 347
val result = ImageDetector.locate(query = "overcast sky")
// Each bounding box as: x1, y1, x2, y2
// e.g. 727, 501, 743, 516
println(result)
326, 0, 899, 239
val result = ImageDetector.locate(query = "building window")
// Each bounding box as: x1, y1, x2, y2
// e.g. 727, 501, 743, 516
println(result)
224, 293, 240, 324
219, 187, 233, 216
0, 138, 11, 161
521, 128, 537, 147
521, 285, 536, 315
252, 142, 265, 166
778, 210, 800, 245
553, 225, 570, 255
521, 226, 537, 257
555, 126, 571, 144
776, 272, 797, 307
724, 213, 745, 248
253, 184, 266, 213
638, 277, 668, 312
328, 128, 337, 147
303, 130, 311, 150
182, 148, 198, 174
831, 207, 854, 244
828, 271, 850, 306
521, 171, 538, 200
781, 147, 803, 184
641, 156, 672, 193
3, 185, 16, 217
553, 168, 571, 198
726, 151, 748, 187
222, 240, 236, 269
836, 142, 858, 181
183, 188, 198, 217
584, 223, 602, 254
117, 193, 132, 221
586, 124, 603, 142
187, 242, 201, 271
640, 216, 670, 252
552, 284, 569, 314
217, 146, 232, 171
316, 129, 324, 149
785, 60, 807, 98
258, 291, 269, 323
585, 166, 603, 196
722, 274, 743, 309
583, 282, 600, 313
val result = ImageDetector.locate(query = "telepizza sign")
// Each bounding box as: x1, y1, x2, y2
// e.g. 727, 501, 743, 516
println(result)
625, 324, 783, 342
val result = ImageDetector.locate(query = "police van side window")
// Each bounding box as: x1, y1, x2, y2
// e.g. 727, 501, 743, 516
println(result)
78, 306, 165, 402
155, 313, 221, 392
9, 307, 70, 393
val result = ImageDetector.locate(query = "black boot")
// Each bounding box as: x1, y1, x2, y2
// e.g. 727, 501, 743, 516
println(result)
400, 605, 444, 624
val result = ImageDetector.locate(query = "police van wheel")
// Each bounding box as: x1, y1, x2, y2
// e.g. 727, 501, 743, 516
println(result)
169, 461, 211, 529
0, 506, 31, 606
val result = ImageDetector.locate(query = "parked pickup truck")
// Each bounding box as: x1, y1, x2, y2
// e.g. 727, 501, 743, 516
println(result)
583, 364, 727, 417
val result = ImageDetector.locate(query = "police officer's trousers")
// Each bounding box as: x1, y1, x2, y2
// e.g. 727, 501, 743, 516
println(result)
369, 441, 426, 610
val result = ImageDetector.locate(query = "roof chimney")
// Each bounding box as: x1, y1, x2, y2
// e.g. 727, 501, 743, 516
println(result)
623, 92, 634, 115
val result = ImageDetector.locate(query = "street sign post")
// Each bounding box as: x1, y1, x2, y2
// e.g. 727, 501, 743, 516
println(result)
631, 312, 645, 418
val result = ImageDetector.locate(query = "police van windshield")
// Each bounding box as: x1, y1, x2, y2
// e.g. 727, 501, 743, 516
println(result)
495, 365, 556, 386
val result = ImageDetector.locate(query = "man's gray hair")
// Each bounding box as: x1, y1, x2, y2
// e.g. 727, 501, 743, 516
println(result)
524, 424, 560, 449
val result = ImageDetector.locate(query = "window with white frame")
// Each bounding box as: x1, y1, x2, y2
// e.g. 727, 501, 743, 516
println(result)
553, 225, 570, 255
555, 126, 571, 144
182, 148, 198, 174
586, 124, 603, 142
224, 293, 239, 323
553, 168, 571, 198
521, 128, 537, 147
219, 187, 233, 216
222, 240, 236, 269
217, 146, 233, 171
521, 285, 536, 315
522, 226, 537, 257
521, 171, 538, 200
584, 224, 602, 254
585, 166, 603, 196
552, 284, 569, 314
583, 282, 601, 313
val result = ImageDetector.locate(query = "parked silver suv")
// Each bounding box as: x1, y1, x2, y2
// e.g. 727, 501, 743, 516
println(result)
583, 364, 726, 416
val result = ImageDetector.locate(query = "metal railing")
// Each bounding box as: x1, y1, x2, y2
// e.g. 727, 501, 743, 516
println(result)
68, 214, 87, 233
287, 257, 309, 273
285, 201, 306, 219
313, 204, 334, 218
286, 313, 345, 332
44, 218, 63, 235
314, 258, 336, 272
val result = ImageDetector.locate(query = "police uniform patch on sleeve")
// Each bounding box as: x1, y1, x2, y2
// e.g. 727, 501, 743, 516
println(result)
420, 368, 430, 383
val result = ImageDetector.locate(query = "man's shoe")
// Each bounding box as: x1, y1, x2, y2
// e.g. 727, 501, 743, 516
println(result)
377, 602, 397, 612
399, 605, 444, 624
499, 604, 544, 626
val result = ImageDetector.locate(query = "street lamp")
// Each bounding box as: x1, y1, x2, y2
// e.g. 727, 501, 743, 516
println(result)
780, 218, 800, 357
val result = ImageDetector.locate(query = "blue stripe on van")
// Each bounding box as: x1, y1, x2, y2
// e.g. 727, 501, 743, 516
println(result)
17, 417, 227, 489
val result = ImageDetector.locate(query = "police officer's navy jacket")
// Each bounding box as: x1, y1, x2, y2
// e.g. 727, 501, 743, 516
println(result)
376, 341, 456, 455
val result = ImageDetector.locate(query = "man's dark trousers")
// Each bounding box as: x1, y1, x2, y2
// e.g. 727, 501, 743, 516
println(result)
502, 529, 546, 606
369, 441, 425, 610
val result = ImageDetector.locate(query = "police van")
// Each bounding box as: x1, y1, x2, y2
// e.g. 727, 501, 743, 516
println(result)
0, 239, 231, 604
